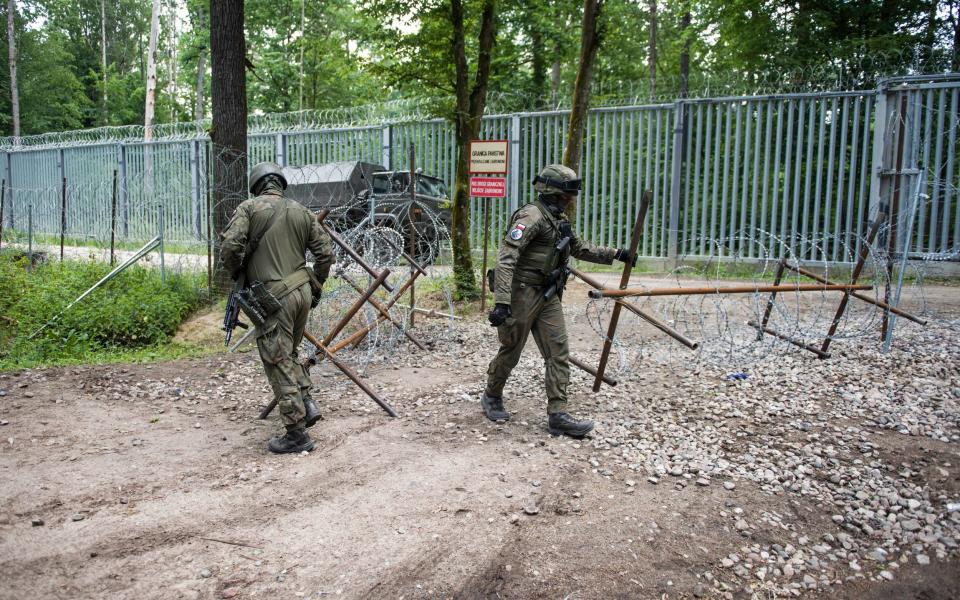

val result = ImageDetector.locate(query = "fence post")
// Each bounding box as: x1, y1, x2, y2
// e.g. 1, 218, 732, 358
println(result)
275, 133, 286, 166
382, 125, 392, 169
510, 114, 521, 214
60, 177, 67, 262
27, 202, 33, 266
4, 152, 11, 229
158, 202, 166, 283
868, 82, 890, 230
117, 143, 129, 238
191, 139, 202, 240
668, 101, 685, 266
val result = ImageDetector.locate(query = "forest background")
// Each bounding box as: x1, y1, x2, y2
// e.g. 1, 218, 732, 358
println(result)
2, 0, 959, 139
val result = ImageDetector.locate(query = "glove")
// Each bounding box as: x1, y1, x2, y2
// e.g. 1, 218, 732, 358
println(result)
311, 290, 322, 309
615, 248, 638, 267
488, 303, 511, 327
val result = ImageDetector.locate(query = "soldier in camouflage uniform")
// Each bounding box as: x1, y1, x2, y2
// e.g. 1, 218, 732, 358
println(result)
221, 162, 335, 454
483, 164, 637, 438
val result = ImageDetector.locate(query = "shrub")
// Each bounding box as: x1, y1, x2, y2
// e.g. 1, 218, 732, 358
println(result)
0, 251, 208, 368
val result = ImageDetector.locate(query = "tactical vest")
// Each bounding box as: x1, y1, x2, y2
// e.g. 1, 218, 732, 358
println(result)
513, 200, 568, 286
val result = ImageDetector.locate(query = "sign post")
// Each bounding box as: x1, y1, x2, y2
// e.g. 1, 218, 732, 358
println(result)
469, 140, 509, 312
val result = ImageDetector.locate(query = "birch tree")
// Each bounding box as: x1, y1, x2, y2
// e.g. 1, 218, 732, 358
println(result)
6, 0, 19, 142
144, 0, 160, 139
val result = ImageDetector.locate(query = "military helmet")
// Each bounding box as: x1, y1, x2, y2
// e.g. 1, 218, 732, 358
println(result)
533, 164, 581, 196
249, 161, 287, 195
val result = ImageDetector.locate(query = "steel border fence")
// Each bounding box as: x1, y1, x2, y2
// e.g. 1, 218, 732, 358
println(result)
1, 76, 958, 265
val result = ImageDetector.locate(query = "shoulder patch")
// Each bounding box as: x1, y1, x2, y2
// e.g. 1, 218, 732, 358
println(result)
509, 227, 524, 240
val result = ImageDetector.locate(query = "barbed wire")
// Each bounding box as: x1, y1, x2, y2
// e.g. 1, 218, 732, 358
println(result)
2, 48, 955, 150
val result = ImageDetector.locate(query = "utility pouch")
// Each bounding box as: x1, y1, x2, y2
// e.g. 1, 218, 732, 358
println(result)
486, 268, 495, 292
237, 289, 269, 329
249, 280, 283, 316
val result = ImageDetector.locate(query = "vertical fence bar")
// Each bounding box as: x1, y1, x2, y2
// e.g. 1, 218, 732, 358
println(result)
668, 102, 684, 263
748, 101, 761, 258
3, 152, 11, 230
0, 178, 5, 250
823, 97, 838, 261
832, 97, 849, 262
60, 177, 67, 262
191, 140, 202, 241
709, 104, 722, 256
941, 89, 958, 253
110, 169, 118, 265
158, 203, 166, 283
510, 115, 521, 214
727, 101, 750, 256
691, 105, 703, 256
28, 203, 33, 267
117, 143, 129, 238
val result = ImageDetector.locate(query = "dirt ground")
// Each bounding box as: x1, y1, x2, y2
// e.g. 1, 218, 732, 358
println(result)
1, 276, 959, 599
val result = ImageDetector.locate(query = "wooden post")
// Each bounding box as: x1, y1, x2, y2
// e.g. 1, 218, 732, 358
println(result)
480, 196, 491, 311
408, 143, 417, 327
821, 212, 886, 354
756, 258, 787, 340
592, 190, 651, 392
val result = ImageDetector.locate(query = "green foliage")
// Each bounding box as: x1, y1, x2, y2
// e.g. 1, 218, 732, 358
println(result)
0, 0, 955, 135
0, 253, 208, 369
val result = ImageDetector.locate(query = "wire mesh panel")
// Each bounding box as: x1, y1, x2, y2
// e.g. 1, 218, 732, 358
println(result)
2, 80, 959, 266
678, 92, 875, 263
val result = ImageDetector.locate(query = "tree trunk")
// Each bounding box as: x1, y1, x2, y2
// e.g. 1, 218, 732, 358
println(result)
953, 0, 960, 71
679, 9, 690, 99
101, 0, 108, 124
6, 0, 19, 141
195, 10, 207, 121
144, 0, 160, 139
529, 7, 545, 107
195, 47, 206, 121
168, 2, 178, 105
922, 0, 939, 67
210, 0, 248, 292
648, 0, 657, 100
550, 46, 561, 107
298, 0, 305, 111
563, 0, 603, 178
450, 0, 497, 300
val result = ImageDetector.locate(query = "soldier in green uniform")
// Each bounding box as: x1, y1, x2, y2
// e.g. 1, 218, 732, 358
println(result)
221, 162, 335, 454
483, 164, 636, 438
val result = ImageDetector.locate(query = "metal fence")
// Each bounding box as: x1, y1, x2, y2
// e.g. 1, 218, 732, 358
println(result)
1, 74, 958, 266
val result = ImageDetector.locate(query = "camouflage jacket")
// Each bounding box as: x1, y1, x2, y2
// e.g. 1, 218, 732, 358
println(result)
493, 199, 616, 305
220, 190, 334, 289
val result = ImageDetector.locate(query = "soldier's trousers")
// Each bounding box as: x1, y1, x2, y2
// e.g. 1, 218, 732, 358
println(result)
485, 283, 570, 414
256, 284, 313, 428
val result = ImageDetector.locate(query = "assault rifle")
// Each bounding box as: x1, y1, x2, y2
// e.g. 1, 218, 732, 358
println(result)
543, 235, 571, 300
223, 273, 248, 345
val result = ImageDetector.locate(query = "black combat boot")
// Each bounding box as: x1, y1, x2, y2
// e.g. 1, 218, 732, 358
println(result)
267, 426, 315, 454
548, 412, 594, 438
303, 394, 322, 428
481, 392, 510, 422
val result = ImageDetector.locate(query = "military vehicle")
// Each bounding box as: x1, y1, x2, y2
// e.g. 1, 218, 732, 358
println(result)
282, 160, 451, 263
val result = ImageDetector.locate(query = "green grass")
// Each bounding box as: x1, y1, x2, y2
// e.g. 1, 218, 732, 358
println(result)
0, 250, 213, 371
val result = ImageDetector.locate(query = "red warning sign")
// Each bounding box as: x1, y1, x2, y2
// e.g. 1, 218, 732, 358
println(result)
470, 177, 506, 198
